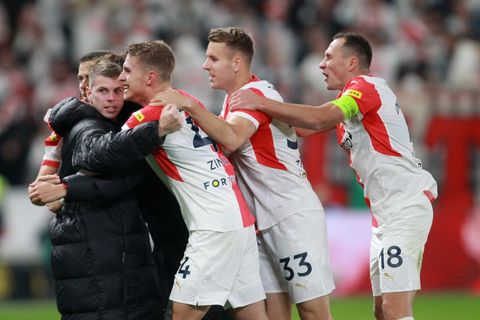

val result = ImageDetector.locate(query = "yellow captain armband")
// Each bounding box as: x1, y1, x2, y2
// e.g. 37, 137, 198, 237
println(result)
331, 95, 359, 120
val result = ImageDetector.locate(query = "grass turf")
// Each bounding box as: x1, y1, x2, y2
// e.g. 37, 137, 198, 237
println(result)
0, 292, 478, 319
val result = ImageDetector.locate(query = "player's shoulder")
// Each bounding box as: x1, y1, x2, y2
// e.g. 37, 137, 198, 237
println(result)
241, 80, 283, 102
124, 105, 161, 129
242, 79, 274, 91
348, 75, 390, 90
176, 89, 206, 109
344, 75, 391, 100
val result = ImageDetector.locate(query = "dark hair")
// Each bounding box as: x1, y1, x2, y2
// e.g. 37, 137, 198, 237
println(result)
106, 53, 126, 66
79, 50, 114, 63
208, 27, 254, 65
126, 40, 175, 81
88, 61, 122, 87
333, 32, 372, 70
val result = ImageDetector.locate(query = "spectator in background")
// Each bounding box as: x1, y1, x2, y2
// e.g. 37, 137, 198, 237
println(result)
0, 40, 35, 185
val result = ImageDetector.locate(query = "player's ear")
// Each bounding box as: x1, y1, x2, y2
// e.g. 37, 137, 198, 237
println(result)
233, 56, 241, 73
145, 71, 157, 85
347, 56, 358, 72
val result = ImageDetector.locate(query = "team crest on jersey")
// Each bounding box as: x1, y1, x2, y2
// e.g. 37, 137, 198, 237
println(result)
344, 89, 363, 99
133, 111, 145, 122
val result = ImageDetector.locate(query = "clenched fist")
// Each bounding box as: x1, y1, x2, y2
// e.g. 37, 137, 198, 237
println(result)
158, 104, 183, 137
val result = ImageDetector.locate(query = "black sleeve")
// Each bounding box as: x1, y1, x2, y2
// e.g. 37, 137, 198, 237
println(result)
72, 121, 164, 175
63, 165, 148, 202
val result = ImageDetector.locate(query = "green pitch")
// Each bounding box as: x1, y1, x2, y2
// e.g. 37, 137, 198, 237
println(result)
0, 292, 478, 320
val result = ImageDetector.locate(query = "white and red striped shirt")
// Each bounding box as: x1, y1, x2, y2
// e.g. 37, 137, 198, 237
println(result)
336, 75, 437, 226
222, 76, 323, 230
123, 90, 254, 232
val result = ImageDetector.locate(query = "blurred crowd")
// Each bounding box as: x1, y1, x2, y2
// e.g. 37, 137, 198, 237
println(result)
0, 0, 480, 198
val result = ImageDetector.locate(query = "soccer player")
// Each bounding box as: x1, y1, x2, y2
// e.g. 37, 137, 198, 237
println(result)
229, 32, 437, 320
64, 40, 268, 320
152, 27, 335, 320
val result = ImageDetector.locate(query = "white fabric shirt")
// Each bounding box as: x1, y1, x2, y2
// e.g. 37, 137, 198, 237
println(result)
222, 77, 324, 230
336, 75, 437, 226
123, 90, 255, 232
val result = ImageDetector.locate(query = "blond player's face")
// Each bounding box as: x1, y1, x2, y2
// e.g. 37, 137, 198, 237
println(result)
202, 42, 236, 92
319, 38, 351, 91
119, 54, 147, 104
87, 75, 124, 120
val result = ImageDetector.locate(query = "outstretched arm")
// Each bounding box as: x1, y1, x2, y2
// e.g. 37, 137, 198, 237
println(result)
229, 89, 345, 132
152, 88, 256, 154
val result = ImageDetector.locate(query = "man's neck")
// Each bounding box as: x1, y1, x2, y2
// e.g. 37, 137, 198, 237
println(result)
226, 72, 253, 96
143, 82, 172, 106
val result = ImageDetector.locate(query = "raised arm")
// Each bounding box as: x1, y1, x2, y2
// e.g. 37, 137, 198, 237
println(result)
229, 89, 345, 132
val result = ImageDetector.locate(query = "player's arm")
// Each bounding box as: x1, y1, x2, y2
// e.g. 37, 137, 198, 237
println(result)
30, 169, 148, 204
183, 100, 255, 154
28, 166, 59, 205
71, 121, 162, 174
28, 173, 61, 205
28, 130, 63, 205
229, 89, 353, 131
152, 88, 256, 154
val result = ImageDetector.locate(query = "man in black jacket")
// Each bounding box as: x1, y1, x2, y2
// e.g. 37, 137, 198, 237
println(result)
36, 60, 182, 319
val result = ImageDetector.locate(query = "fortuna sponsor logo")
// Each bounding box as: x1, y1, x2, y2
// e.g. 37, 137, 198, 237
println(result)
203, 176, 235, 190
207, 157, 229, 170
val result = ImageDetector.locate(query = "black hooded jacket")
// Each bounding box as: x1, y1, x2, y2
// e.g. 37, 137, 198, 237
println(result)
47, 97, 164, 320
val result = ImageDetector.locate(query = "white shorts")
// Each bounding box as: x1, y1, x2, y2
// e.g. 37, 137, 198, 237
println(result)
370, 192, 434, 296
258, 210, 335, 303
169, 225, 265, 308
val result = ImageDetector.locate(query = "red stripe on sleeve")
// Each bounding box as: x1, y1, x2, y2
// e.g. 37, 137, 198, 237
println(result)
41, 160, 60, 168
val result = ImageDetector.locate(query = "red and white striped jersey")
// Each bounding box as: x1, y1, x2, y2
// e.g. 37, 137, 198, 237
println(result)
123, 90, 254, 232
42, 131, 62, 168
336, 75, 437, 226
222, 77, 323, 230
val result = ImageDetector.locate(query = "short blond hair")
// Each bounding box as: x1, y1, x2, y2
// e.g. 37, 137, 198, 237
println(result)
88, 61, 122, 87
126, 40, 175, 81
